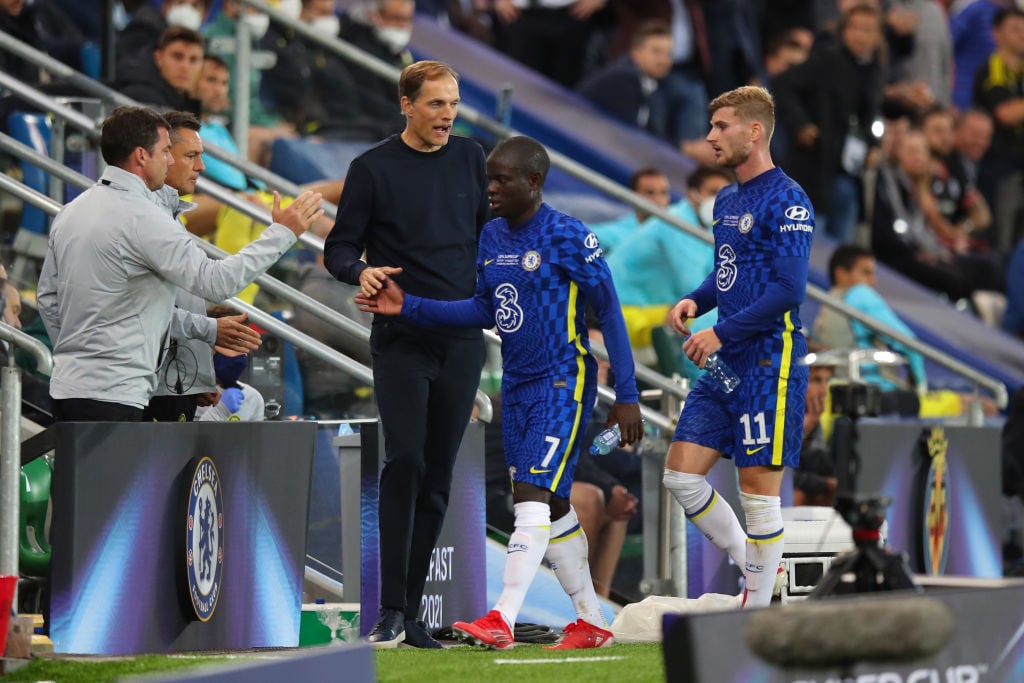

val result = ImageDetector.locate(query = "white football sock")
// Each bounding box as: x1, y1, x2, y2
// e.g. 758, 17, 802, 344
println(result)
739, 491, 784, 609
663, 469, 747, 567
545, 506, 605, 627
494, 501, 550, 630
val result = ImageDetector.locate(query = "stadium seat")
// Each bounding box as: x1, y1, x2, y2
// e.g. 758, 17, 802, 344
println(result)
19, 455, 52, 578
7, 111, 52, 284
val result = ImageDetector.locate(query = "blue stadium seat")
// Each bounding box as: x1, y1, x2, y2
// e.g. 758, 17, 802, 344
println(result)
7, 111, 52, 283
7, 111, 51, 239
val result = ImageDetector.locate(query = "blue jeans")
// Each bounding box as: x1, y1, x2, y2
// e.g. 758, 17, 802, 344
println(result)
649, 63, 709, 144
822, 172, 860, 243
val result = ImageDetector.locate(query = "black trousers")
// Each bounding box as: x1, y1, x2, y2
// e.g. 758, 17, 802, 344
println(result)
142, 394, 199, 422
51, 398, 143, 422
370, 322, 485, 619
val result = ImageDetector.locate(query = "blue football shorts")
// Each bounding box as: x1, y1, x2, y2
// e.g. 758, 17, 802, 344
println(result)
673, 366, 808, 468
503, 379, 597, 500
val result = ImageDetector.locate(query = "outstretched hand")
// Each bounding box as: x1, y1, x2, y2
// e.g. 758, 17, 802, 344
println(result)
355, 277, 406, 316
272, 190, 325, 237
607, 402, 643, 446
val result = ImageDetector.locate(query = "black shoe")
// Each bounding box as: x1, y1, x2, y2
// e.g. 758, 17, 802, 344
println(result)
403, 619, 444, 649
366, 608, 405, 648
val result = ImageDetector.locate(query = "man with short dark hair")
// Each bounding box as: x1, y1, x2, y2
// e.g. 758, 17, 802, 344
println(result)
116, 25, 204, 113
578, 20, 673, 138
37, 105, 323, 422
145, 110, 261, 422
324, 60, 489, 649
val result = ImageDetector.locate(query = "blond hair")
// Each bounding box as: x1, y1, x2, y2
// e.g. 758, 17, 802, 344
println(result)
709, 86, 775, 140
398, 60, 459, 103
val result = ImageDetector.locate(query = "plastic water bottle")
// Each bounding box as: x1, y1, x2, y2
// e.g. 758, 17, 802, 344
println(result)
590, 424, 621, 456
704, 352, 741, 393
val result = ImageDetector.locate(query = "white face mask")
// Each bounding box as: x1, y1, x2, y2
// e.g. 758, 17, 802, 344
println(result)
308, 14, 340, 38
166, 4, 203, 30
698, 197, 715, 228
243, 12, 270, 39
275, 0, 302, 21
376, 26, 412, 53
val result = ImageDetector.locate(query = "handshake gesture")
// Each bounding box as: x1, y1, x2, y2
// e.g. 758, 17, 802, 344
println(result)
354, 266, 405, 315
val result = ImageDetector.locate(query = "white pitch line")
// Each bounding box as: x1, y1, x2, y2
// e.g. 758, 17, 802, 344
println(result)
494, 656, 625, 665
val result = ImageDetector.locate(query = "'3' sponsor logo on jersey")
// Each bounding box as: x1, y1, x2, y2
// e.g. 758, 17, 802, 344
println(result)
716, 244, 738, 291
494, 283, 524, 333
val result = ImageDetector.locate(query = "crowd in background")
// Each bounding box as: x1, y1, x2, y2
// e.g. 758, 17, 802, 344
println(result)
2, 0, 1024, 590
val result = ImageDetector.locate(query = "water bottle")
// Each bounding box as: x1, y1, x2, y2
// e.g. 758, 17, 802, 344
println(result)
704, 352, 741, 393
590, 423, 621, 456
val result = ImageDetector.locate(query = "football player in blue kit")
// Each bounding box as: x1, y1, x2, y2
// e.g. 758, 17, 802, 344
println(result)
356, 135, 643, 648
663, 86, 814, 609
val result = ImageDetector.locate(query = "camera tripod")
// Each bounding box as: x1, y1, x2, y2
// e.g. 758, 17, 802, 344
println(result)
809, 384, 919, 598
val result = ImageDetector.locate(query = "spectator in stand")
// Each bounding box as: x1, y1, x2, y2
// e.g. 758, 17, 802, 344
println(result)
700, 0, 766, 98
1004, 240, 1024, 338
953, 108, 994, 189
886, 0, 952, 114
588, 167, 671, 254
793, 364, 836, 507
491, 0, 605, 89
607, 0, 712, 158
761, 29, 811, 161
0, 0, 85, 84
950, 0, 1008, 112
338, 0, 415, 137
115, 26, 204, 115
812, 244, 925, 416
972, 7, 1024, 253
773, 2, 886, 243
607, 165, 733, 352
0, 0, 44, 86
262, 0, 377, 139
204, 0, 296, 165
187, 54, 341, 303
919, 105, 993, 254
872, 128, 1005, 304
577, 20, 673, 140
116, 0, 209, 67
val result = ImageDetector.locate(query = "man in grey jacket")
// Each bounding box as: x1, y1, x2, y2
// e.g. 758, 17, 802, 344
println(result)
37, 105, 323, 421
146, 110, 261, 421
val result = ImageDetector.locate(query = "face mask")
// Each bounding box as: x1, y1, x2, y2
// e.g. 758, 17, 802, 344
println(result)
275, 0, 302, 21
698, 197, 715, 228
376, 26, 412, 53
308, 14, 340, 38
243, 12, 270, 39
166, 4, 203, 31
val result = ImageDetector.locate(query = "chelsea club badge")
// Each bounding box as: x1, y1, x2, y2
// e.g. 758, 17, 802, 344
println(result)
185, 456, 224, 622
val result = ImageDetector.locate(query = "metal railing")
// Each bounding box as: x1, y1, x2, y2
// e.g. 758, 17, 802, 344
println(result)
0, 29, 340, 224
228, 3, 1008, 411
0, 321, 52, 585
0, 30, 692, 407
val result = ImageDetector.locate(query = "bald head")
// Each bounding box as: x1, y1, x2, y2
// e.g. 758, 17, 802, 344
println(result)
489, 136, 550, 181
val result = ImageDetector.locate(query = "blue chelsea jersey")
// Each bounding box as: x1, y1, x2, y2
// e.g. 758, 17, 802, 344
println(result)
478, 203, 610, 391
711, 167, 813, 373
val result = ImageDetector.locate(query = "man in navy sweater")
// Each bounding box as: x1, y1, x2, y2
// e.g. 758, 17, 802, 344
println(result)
323, 60, 490, 648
